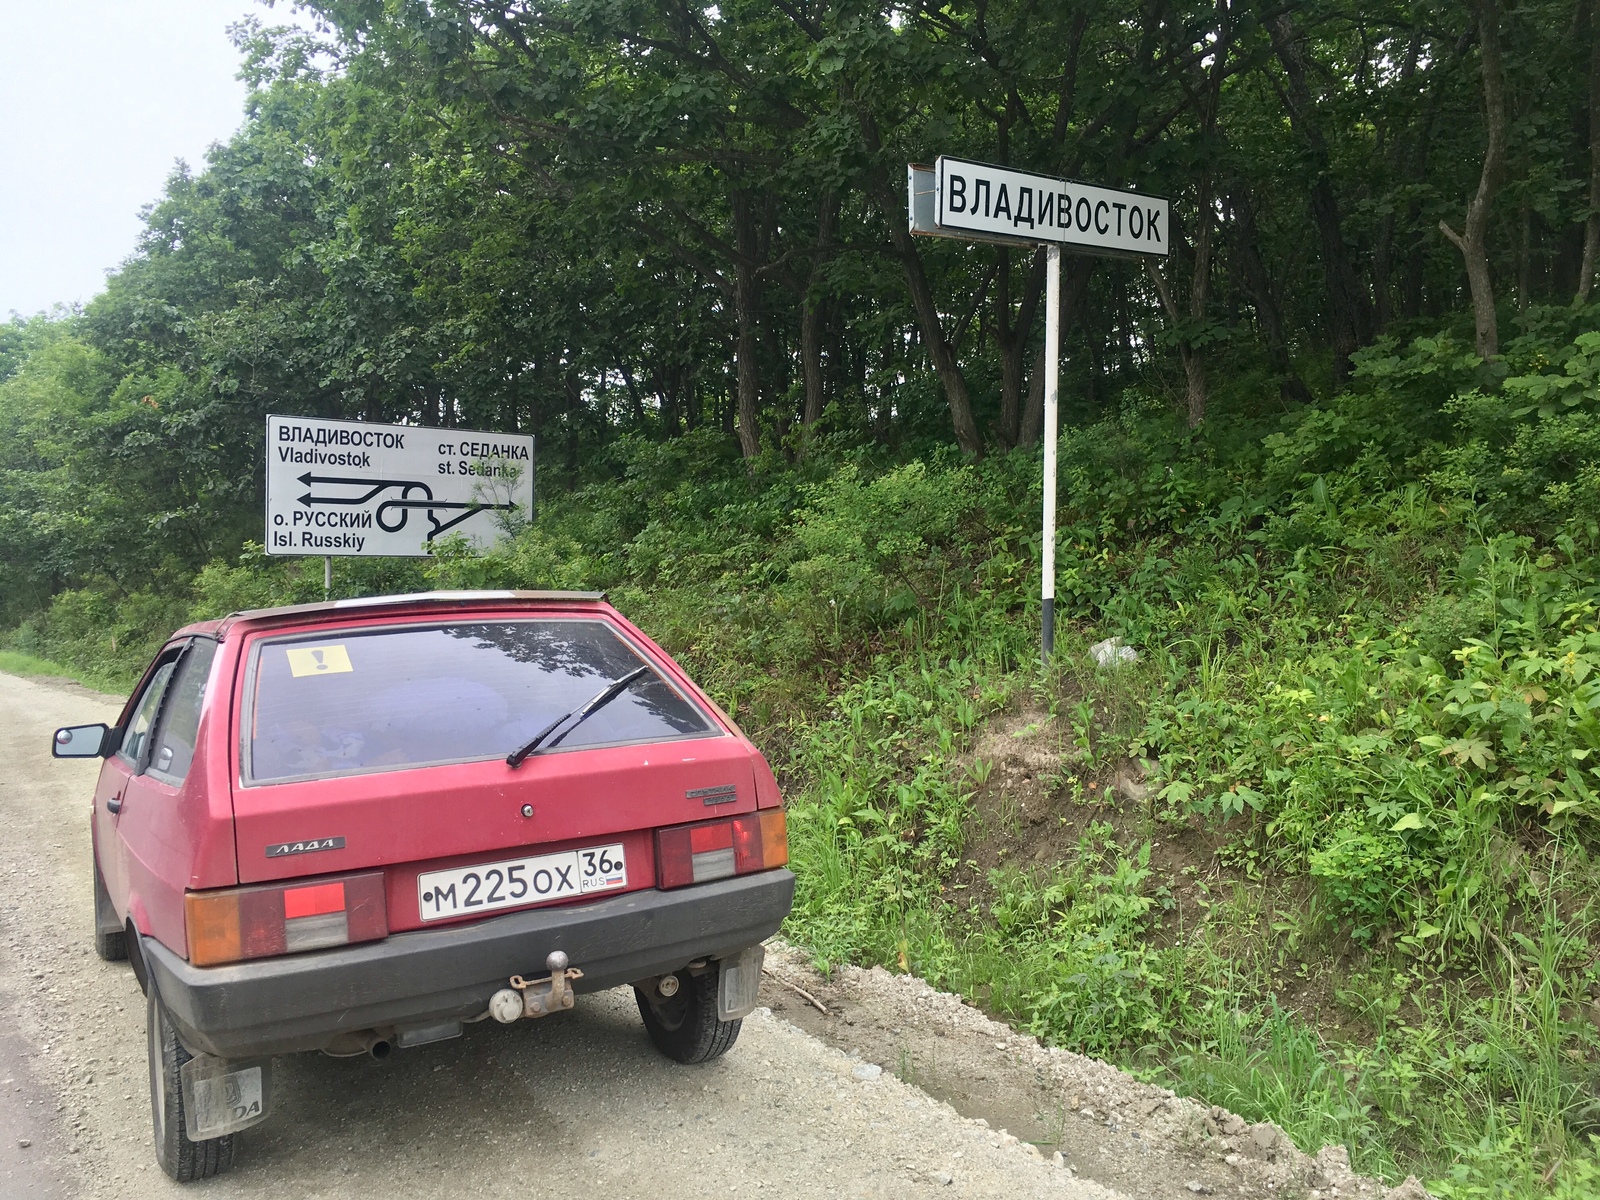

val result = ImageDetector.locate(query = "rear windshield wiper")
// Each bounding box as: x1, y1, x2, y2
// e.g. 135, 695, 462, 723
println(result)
506, 666, 652, 768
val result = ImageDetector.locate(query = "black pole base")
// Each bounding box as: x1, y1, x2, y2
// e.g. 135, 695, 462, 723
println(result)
1042, 597, 1055, 660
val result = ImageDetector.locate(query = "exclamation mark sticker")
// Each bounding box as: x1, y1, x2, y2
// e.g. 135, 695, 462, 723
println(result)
286, 645, 354, 677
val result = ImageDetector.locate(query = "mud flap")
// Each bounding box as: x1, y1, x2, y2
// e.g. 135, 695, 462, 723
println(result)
716, 943, 765, 1021
179, 1054, 272, 1140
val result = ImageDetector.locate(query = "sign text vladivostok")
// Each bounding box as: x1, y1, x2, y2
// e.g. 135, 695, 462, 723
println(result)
933, 156, 1168, 257
265, 415, 534, 557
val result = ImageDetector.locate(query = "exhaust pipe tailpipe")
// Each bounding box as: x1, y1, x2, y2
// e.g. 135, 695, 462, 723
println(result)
321, 1029, 398, 1058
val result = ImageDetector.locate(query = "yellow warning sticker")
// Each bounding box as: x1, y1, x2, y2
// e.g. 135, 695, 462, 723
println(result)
286, 645, 354, 677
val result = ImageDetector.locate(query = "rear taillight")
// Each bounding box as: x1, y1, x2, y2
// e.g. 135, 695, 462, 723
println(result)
185, 872, 387, 966
656, 810, 787, 889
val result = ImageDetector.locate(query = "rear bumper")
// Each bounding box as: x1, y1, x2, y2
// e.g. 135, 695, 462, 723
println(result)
142, 869, 795, 1058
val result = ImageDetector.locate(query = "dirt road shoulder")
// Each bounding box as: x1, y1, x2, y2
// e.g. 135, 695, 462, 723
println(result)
762, 936, 1432, 1200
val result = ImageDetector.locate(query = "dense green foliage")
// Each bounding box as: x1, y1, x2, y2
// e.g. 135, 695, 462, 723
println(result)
7, 1, 1600, 1195
8, 0, 1600, 618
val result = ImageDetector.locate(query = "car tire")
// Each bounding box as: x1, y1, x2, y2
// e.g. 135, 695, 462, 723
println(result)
93, 857, 126, 962
634, 970, 741, 1064
147, 985, 234, 1181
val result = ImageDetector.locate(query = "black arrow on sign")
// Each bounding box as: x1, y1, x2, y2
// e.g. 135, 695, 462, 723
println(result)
297, 474, 516, 539
296, 473, 418, 506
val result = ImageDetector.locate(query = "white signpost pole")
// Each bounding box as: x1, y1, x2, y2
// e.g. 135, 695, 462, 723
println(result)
1042, 245, 1060, 657
907, 158, 1167, 660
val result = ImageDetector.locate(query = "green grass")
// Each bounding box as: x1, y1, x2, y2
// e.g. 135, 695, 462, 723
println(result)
777, 610, 1600, 1196
0, 649, 123, 694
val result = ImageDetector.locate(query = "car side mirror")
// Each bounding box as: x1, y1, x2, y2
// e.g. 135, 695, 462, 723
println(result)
52, 724, 116, 759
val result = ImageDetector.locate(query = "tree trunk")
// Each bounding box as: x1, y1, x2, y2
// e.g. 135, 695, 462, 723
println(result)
730, 190, 763, 459
685, 369, 701, 432
1185, 180, 1215, 427
1439, 0, 1508, 359
1147, 261, 1208, 427
995, 248, 1019, 449
619, 362, 646, 427
1518, 204, 1532, 311
994, 248, 1047, 451
1580, 0, 1600, 302
655, 365, 681, 436
1401, 105, 1438, 318
858, 114, 984, 457
1374, 28, 1424, 331
1269, 13, 1373, 379
721, 338, 737, 439
800, 294, 827, 430
800, 191, 839, 447
563, 365, 581, 477
1181, 347, 1208, 427
1145, 176, 1216, 428
1114, 273, 1135, 378
1228, 187, 1313, 404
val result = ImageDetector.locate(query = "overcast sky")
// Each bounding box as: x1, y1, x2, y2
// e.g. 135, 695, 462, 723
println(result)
0, 1, 295, 318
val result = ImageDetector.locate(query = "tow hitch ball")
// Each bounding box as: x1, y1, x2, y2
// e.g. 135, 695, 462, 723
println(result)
490, 951, 585, 1023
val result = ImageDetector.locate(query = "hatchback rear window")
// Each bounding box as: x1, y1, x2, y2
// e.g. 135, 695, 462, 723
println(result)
244, 620, 715, 783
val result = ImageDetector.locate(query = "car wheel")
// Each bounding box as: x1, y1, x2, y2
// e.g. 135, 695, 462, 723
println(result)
93, 857, 126, 961
634, 969, 741, 1064
147, 985, 234, 1181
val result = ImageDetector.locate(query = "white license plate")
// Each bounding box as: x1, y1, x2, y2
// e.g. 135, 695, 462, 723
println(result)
418, 844, 627, 922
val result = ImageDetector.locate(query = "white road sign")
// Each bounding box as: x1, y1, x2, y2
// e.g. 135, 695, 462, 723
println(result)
909, 156, 1168, 258
266, 415, 534, 558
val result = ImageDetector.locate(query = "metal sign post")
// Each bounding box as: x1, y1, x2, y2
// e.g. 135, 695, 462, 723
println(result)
908, 157, 1168, 659
1043, 244, 1060, 656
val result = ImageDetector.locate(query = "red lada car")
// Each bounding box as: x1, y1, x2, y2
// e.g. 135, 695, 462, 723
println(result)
51, 590, 794, 1181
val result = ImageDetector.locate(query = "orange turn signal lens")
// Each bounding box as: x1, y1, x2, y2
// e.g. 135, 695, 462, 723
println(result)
185, 891, 242, 967
759, 808, 787, 868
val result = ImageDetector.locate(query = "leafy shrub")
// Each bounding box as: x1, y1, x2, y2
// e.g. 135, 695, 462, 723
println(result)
787, 459, 979, 636
1309, 827, 1425, 941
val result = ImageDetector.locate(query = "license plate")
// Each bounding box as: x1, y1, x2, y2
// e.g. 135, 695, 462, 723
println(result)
418, 844, 627, 922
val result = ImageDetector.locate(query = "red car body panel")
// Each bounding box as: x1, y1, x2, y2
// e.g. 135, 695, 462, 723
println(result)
97, 594, 780, 963
98, 636, 242, 953
230, 739, 757, 887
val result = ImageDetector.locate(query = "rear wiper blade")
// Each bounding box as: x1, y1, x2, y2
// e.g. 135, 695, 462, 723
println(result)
506, 666, 651, 768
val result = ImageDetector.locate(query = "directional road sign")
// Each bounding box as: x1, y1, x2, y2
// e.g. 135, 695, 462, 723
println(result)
266, 415, 534, 557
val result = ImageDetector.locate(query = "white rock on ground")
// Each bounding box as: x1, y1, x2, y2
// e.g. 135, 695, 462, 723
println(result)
1089, 637, 1138, 668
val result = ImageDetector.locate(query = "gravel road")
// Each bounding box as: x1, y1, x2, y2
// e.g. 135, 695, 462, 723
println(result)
0, 671, 1121, 1199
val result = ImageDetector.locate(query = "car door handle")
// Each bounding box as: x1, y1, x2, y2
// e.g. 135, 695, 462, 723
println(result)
106, 795, 123, 815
